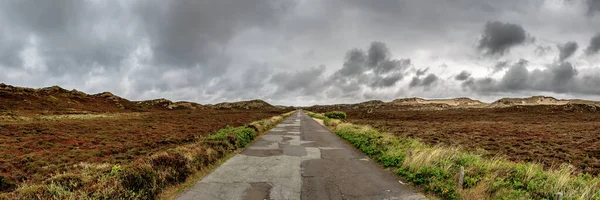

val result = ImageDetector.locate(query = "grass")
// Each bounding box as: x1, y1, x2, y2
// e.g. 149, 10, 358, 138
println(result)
305, 110, 600, 200
0, 111, 295, 200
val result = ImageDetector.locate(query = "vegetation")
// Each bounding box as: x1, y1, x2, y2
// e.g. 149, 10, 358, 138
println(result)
309, 106, 600, 176
324, 111, 347, 120
307, 112, 341, 127
307, 111, 600, 200
0, 111, 294, 200
0, 176, 15, 192
0, 110, 284, 187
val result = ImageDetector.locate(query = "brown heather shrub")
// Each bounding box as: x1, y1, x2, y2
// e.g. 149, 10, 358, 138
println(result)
0, 176, 16, 192
10, 184, 51, 199
119, 162, 159, 198
149, 152, 192, 186
43, 173, 83, 192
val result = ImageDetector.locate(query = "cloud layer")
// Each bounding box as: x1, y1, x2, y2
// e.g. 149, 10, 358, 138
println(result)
1, 0, 600, 105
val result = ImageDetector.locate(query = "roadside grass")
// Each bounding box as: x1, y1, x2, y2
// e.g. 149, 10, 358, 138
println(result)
305, 110, 600, 200
324, 111, 346, 120
0, 111, 295, 200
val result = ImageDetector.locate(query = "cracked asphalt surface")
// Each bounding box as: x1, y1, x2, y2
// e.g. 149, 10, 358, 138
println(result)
176, 111, 427, 200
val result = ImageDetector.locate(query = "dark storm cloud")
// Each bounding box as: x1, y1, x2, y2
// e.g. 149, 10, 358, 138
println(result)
557, 41, 579, 61
477, 21, 529, 56
328, 42, 411, 92
586, 33, 600, 55
409, 74, 438, 88
455, 71, 472, 81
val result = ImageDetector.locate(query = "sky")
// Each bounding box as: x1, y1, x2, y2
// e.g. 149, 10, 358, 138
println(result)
1, 0, 600, 106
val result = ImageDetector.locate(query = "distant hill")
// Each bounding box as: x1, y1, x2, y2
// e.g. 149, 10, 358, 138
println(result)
303, 96, 600, 112
0, 83, 139, 113
0, 83, 281, 115
209, 100, 275, 110
135, 98, 206, 110
391, 97, 485, 106
491, 96, 568, 107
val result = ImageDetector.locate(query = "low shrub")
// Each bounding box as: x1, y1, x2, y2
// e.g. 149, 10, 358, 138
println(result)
325, 111, 346, 120
43, 173, 83, 191
210, 126, 256, 148
149, 152, 192, 186
10, 184, 52, 200
119, 162, 159, 198
0, 175, 16, 192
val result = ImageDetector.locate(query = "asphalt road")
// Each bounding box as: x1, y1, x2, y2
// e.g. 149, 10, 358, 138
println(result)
176, 110, 427, 200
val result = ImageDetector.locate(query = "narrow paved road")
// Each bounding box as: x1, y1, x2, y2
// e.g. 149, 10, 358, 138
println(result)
177, 111, 427, 200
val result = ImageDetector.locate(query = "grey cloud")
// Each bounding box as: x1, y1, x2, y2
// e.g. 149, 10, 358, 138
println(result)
135, 0, 289, 74
328, 42, 411, 92
368, 42, 411, 75
492, 60, 510, 73
368, 42, 389, 67
477, 21, 529, 56
421, 74, 439, 87
270, 65, 326, 95
455, 71, 472, 81
588, 0, 600, 16
0, 35, 23, 67
416, 68, 429, 76
335, 49, 368, 78
371, 74, 403, 88
409, 74, 438, 88
493, 59, 527, 74
535, 45, 552, 56
557, 41, 579, 61
586, 33, 600, 55
0, 0, 133, 74
409, 77, 421, 88
464, 61, 588, 94
500, 61, 529, 90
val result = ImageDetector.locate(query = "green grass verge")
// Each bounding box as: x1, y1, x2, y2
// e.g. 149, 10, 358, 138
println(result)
0, 111, 295, 200
305, 111, 600, 200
